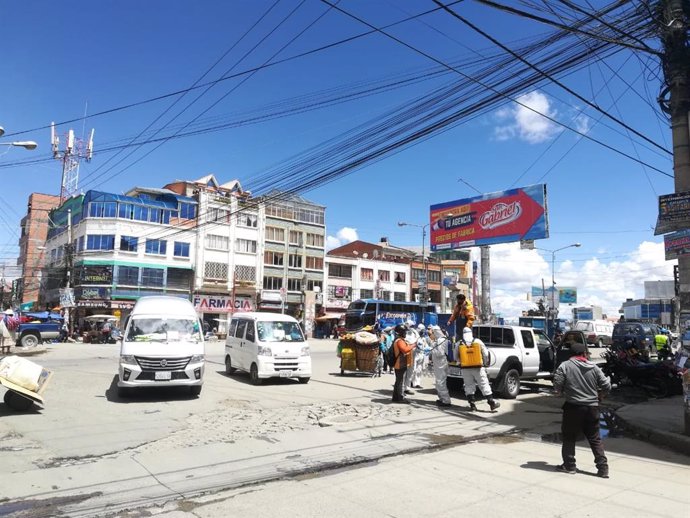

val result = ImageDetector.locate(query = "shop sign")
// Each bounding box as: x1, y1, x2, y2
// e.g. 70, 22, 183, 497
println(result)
111, 301, 135, 309
77, 287, 111, 300
59, 288, 75, 308
193, 295, 255, 314
77, 300, 109, 308
80, 265, 113, 284
664, 229, 690, 260
655, 191, 690, 235
327, 299, 350, 309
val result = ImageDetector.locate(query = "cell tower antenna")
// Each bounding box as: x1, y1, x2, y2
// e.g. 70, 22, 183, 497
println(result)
51, 122, 95, 202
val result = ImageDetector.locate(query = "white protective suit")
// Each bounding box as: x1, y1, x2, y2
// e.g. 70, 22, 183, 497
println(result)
429, 326, 451, 404
405, 325, 428, 389
460, 329, 493, 397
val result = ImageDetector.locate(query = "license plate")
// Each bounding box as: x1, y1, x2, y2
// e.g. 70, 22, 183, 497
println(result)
279, 370, 293, 378
449, 366, 462, 377
155, 371, 172, 380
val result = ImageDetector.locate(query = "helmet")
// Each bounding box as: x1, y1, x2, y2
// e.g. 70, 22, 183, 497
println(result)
394, 324, 407, 337
462, 327, 473, 343
417, 324, 425, 331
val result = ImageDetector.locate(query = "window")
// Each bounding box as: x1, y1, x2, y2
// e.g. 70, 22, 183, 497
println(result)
206, 208, 228, 223
379, 270, 390, 282
306, 279, 322, 291
287, 278, 302, 291
380, 290, 390, 301
264, 251, 284, 266
86, 234, 115, 251
118, 266, 139, 285
521, 330, 535, 349
245, 321, 256, 341
77, 236, 84, 252
361, 268, 373, 281
237, 212, 258, 228
228, 319, 238, 337
305, 233, 324, 247
394, 292, 406, 301
360, 289, 374, 299
119, 203, 134, 219
394, 272, 406, 283
167, 268, 192, 290
305, 256, 323, 270
149, 208, 162, 224
263, 276, 282, 290
235, 239, 257, 254
141, 268, 164, 287
204, 261, 228, 280
235, 320, 247, 339
133, 205, 149, 221
145, 239, 167, 256
174, 242, 190, 258
179, 202, 197, 219
205, 234, 229, 251
265, 226, 285, 242
89, 202, 117, 218
428, 270, 440, 283
120, 236, 138, 252
328, 263, 352, 279
288, 253, 302, 268
235, 264, 256, 282
289, 230, 302, 246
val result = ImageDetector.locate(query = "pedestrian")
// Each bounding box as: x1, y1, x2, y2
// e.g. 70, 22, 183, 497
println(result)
429, 325, 451, 407
0, 310, 12, 354
380, 326, 394, 374
552, 340, 611, 478
459, 327, 500, 412
447, 294, 475, 340
392, 324, 414, 404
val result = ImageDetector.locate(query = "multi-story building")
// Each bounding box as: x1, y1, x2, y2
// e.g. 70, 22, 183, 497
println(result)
42, 188, 198, 329
16, 192, 61, 309
258, 191, 326, 337
432, 249, 471, 313
164, 175, 261, 333
325, 239, 412, 313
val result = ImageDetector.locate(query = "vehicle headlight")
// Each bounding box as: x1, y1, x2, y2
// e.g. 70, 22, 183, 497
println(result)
300, 346, 310, 357
190, 354, 204, 363
120, 355, 136, 364
257, 346, 273, 357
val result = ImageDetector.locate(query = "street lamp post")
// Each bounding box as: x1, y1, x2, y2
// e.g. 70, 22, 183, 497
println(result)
0, 141, 38, 150
398, 221, 430, 307
537, 243, 581, 336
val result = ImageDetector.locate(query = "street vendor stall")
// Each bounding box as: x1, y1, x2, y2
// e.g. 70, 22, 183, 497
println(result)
337, 330, 381, 376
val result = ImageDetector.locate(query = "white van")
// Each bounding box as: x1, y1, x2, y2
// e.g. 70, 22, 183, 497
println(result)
118, 296, 205, 397
224, 312, 311, 385
574, 320, 614, 347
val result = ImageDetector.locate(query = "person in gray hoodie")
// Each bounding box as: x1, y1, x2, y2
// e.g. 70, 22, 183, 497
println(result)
552, 341, 611, 478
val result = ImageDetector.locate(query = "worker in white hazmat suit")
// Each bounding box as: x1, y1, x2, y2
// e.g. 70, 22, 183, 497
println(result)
460, 327, 500, 412
429, 325, 451, 407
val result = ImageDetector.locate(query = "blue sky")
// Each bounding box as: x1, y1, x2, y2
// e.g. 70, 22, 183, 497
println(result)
0, 1, 676, 318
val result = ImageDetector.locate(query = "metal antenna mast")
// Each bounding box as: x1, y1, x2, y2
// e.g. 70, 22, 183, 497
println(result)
51, 122, 94, 202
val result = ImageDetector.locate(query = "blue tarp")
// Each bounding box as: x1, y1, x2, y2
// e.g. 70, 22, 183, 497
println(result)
23, 311, 64, 321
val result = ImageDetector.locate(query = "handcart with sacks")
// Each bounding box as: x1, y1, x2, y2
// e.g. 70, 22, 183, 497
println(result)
337, 330, 381, 376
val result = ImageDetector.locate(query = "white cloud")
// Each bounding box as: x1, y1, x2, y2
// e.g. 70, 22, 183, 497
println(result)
474, 241, 674, 321
326, 227, 358, 251
493, 91, 562, 144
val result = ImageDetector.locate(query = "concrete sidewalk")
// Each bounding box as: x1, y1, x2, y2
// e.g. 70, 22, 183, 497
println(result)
616, 395, 690, 456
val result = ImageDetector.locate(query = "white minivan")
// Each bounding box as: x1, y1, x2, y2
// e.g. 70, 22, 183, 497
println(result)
224, 312, 311, 385
118, 296, 205, 397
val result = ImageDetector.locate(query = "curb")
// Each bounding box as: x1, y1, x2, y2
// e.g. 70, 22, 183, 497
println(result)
614, 410, 690, 457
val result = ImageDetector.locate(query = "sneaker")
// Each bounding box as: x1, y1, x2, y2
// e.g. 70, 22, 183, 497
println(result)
597, 469, 609, 479
556, 464, 577, 474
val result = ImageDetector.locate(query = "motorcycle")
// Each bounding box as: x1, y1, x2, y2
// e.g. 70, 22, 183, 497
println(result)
601, 342, 682, 398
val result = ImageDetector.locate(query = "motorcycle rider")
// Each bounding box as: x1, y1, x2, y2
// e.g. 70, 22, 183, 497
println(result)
655, 329, 671, 361
429, 325, 451, 407
459, 327, 500, 412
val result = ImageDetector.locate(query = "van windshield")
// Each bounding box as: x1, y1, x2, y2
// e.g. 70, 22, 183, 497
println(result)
257, 321, 304, 342
127, 317, 202, 343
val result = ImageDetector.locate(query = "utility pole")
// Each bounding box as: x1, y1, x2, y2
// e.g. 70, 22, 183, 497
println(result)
65, 209, 73, 335
658, 0, 690, 434
480, 245, 491, 323
51, 122, 94, 202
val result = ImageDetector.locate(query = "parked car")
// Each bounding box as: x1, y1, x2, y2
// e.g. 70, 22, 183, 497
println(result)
611, 321, 657, 355
447, 324, 556, 399
573, 320, 613, 347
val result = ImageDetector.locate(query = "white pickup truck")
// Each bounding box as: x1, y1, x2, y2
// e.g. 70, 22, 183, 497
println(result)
447, 324, 557, 398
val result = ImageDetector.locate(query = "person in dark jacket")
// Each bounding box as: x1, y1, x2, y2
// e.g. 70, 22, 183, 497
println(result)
552, 341, 611, 478
392, 324, 414, 404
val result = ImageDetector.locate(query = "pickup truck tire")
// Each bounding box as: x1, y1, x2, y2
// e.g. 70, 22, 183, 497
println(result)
4, 390, 34, 411
497, 368, 521, 399
19, 333, 40, 348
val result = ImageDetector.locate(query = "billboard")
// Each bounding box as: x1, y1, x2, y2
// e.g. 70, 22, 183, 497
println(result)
430, 184, 548, 251
664, 229, 690, 260
559, 287, 577, 304
655, 191, 690, 235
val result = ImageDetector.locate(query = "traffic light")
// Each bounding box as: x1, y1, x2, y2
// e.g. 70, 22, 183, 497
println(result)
674, 264, 680, 296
